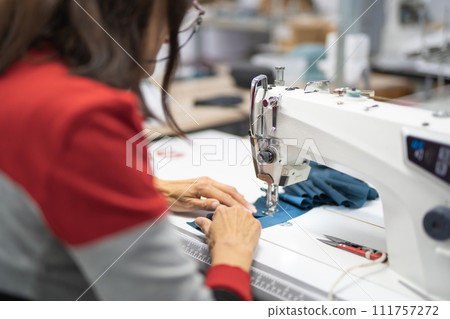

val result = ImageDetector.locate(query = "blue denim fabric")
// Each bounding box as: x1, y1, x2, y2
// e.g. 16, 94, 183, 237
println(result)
187, 162, 378, 231
187, 196, 308, 232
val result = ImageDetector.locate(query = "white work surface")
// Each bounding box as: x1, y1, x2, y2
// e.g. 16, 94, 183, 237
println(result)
149, 130, 423, 301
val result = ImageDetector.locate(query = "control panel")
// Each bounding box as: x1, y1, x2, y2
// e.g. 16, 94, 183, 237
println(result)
406, 136, 450, 186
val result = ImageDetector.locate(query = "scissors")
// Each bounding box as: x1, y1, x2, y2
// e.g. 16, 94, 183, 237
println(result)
318, 235, 387, 261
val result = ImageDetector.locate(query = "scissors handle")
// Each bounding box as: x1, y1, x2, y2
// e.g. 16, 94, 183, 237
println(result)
337, 244, 383, 260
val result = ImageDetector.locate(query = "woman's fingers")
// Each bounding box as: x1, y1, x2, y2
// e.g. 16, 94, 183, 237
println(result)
203, 205, 261, 271
195, 217, 212, 235
187, 198, 220, 211
157, 177, 258, 213
212, 181, 257, 213
194, 177, 256, 213
200, 187, 250, 212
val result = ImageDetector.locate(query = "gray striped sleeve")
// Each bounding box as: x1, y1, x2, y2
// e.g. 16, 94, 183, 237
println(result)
70, 218, 215, 301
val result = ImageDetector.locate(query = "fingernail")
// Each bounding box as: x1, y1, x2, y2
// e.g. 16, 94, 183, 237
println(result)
247, 204, 257, 213
211, 201, 220, 209
194, 219, 202, 227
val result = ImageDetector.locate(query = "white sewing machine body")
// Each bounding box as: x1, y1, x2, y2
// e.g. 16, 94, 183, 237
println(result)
249, 73, 450, 300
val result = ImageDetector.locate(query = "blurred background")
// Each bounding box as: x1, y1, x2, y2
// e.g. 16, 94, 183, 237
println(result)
143, 0, 450, 136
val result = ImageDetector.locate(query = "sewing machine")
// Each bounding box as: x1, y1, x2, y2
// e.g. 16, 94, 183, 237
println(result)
249, 68, 450, 300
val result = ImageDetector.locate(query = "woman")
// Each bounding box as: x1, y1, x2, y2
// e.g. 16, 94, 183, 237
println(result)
0, 0, 261, 300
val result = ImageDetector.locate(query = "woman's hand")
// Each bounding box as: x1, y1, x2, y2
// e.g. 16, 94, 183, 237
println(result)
153, 177, 257, 213
195, 205, 261, 272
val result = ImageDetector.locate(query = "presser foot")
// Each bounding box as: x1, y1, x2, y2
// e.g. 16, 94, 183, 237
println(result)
264, 184, 279, 215
262, 204, 278, 215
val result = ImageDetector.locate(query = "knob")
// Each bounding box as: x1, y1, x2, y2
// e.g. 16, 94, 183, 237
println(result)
257, 150, 275, 164
346, 88, 361, 98
334, 87, 346, 96
262, 96, 279, 107
423, 206, 450, 241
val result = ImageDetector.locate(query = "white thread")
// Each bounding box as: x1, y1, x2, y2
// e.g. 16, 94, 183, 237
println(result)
328, 252, 387, 300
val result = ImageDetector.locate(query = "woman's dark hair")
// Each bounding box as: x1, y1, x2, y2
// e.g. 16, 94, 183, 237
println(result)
0, 0, 191, 135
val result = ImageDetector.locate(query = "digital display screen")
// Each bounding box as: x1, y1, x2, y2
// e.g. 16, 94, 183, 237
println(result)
406, 136, 450, 185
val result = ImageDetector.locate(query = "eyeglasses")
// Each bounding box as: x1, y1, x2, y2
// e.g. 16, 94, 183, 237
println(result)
151, 0, 205, 63
179, 1, 205, 33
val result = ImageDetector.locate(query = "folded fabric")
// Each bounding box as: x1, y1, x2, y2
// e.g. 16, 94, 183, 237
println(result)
187, 162, 379, 231
281, 162, 378, 209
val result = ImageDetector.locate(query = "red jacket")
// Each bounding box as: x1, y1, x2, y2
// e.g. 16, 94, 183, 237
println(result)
0, 50, 251, 300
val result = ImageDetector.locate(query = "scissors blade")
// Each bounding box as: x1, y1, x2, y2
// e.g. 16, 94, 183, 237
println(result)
325, 235, 359, 247
317, 238, 339, 247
